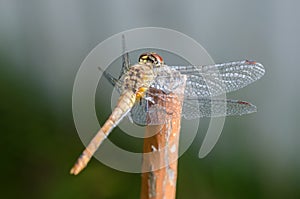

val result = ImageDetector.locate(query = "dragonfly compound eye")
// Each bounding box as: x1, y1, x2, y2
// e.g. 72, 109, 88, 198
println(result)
139, 52, 164, 66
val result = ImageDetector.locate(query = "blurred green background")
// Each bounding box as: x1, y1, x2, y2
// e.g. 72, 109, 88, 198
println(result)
1, 0, 299, 198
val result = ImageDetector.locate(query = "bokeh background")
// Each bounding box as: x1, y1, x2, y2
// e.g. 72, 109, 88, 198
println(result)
1, 0, 299, 199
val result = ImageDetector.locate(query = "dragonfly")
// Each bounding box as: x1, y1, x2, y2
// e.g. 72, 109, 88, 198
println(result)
70, 49, 265, 175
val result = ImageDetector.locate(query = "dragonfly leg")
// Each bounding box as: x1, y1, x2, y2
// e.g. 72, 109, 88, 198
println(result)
144, 96, 155, 104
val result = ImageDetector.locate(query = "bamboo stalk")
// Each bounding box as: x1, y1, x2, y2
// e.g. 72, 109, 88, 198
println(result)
140, 80, 186, 199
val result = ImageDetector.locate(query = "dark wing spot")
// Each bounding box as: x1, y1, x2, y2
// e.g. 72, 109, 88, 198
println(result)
245, 60, 257, 65
237, 101, 250, 105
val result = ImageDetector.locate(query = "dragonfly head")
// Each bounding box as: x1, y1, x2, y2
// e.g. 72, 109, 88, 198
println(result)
138, 52, 164, 67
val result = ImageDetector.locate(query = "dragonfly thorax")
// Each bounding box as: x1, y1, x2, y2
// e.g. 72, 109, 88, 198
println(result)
138, 52, 164, 67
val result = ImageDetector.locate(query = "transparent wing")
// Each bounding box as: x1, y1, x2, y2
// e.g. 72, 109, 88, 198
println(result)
170, 60, 265, 98
130, 98, 168, 126
118, 34, 130, 79
105, 60, 264, 125
182, 97, 257, 119
130, 97, 257, 125
129, 99, 147, 126
101, 35, 129, 92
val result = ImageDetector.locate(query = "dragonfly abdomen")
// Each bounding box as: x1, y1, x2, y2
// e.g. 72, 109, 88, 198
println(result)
70, 90, 137, 175
70, 63, 157, 175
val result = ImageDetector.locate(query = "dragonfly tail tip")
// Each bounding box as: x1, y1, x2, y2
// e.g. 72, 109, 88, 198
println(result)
70, 166, 79, 175
70, 161, 86, 175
